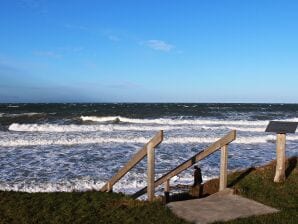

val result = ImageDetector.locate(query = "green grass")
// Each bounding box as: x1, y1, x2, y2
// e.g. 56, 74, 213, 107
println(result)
0, 190, 187, 224
0, 157, 297, 224
213, 156, 298, 224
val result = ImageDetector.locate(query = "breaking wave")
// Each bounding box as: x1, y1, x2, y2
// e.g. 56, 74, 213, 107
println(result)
81, 116, 298, 126
8, 123, 179, 132
2, 112, 45, 118
80, 115, 268, 125
8, 123, 266, 133
1, 134, 297, 147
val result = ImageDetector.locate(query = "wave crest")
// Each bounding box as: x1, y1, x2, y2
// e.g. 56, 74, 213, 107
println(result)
1, 135, 297, 147
80, 116, 271, 126
8, 123, 180, 132
8, 123, 268, 133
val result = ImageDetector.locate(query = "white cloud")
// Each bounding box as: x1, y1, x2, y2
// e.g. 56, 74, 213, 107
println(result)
108, 35, 120, 42
33, 51, 61, 58
143, 40, 174, 52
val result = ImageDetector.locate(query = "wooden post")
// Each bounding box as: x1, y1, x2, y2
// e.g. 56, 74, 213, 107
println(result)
219, 144, 228, 191
274, 133, 286, 183
164, 179, 170, 203
107, 182, 113, 192
147, 142, 155, 201
164, 179, 170, 193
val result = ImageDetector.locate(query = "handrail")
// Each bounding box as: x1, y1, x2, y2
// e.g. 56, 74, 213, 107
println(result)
100, 130, 163, 193
132, 130, 236, 199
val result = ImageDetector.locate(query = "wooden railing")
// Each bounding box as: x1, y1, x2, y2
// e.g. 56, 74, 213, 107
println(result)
132, 130, 236, 199
100, 130, 163, 201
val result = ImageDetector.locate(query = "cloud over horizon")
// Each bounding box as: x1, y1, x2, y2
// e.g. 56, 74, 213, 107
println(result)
142, 40, 174, 52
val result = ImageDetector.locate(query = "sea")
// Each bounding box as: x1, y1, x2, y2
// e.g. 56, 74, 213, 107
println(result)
0, 103, 297, 196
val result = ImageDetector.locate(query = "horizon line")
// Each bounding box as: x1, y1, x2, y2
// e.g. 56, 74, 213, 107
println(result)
0, 101, 298, 105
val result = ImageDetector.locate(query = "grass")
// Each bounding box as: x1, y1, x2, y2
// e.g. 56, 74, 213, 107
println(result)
0, 191, 188, 224
0, 157, 297, 224
213, 156, 298, 224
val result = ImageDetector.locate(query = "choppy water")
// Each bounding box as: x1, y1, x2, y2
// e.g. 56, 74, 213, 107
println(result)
0, 103, 297, 195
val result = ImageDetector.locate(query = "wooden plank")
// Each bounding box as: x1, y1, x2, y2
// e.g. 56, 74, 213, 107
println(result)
147, 142, 155, 201
274, 133, 286, 182
164, 179, 170, 193
100, 130, 163, 192
219, 145, 228, 191
132, 130, 236, 198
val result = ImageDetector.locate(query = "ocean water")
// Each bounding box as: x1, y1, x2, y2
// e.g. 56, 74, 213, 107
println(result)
0, 103, 297, 195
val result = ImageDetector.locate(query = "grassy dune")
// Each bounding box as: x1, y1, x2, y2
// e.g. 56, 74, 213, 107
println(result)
0, 157, 297, 224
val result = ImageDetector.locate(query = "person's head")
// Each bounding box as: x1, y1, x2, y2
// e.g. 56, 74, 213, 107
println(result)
194, 165, 200, 170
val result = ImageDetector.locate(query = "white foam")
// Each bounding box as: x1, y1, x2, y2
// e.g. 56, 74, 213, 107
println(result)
8, 123, 263, 133
8, 123, 181, 132
81, 116, 298, 126
1, 134, 297, 147
0, 136, 150, 147
0, 180, 105, 193
81, 116, 123, 122
167, 135, 298, 144
0, 173, 215, 195
4, 112, 44, 117
199, 125, 266, 132
226, 126, 266, 132
9, 123, 114, 132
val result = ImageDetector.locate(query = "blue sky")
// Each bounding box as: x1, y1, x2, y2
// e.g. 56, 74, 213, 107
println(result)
0, 0, 298, 103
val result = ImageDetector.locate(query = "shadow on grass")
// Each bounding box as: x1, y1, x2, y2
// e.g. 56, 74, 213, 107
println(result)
286, 157, 297, 178
167, 192, 196, 202
228, 167, 255, 188
164, 157, 297, 204
164, 185, 207, 204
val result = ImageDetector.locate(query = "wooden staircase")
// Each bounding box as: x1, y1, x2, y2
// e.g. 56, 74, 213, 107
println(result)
101, 130, 237, 201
